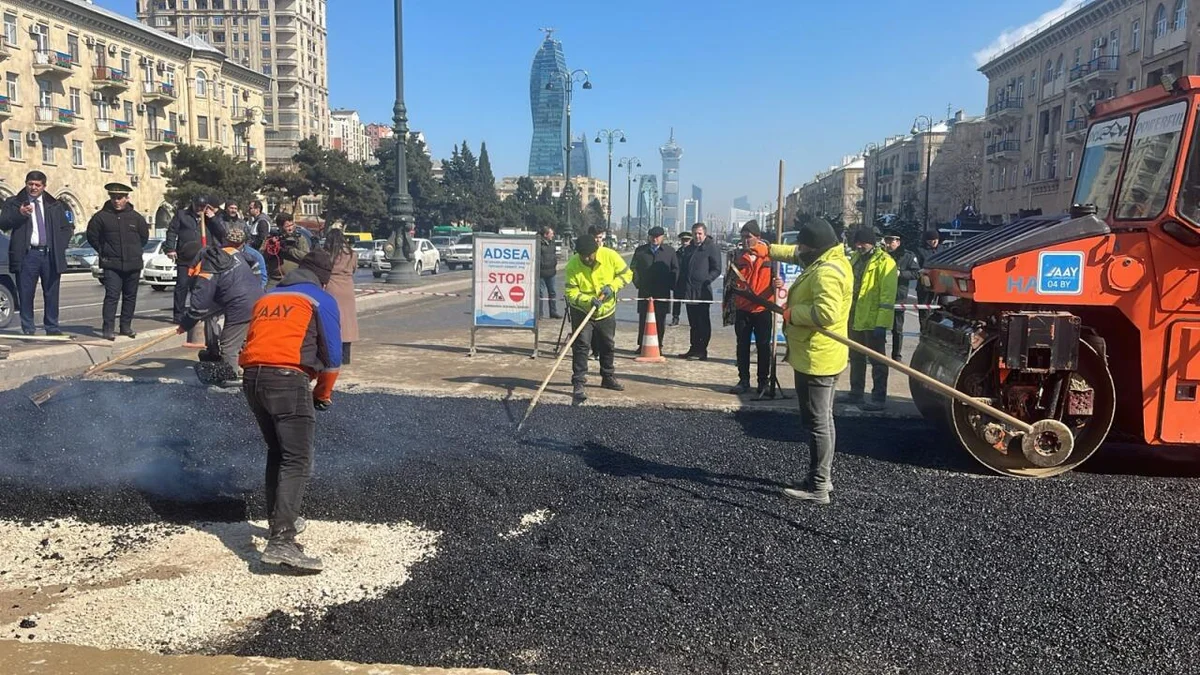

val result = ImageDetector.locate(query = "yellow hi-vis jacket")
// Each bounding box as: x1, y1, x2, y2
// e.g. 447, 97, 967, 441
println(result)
768, 243, 853, 377
564, 247, 632, 320
849, 246, 899, 332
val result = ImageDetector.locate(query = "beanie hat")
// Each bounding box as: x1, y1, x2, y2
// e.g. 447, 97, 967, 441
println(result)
797, 219, 839, 252
852, 228, 877, 245
299, 249, 334, 286
923, 229, 941, 241
575, 234, 598, 257
740, 219, 761, 237
225, 225, 247, 245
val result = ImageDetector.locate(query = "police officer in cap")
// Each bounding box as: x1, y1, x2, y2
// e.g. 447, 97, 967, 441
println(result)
881, 227, 920, 360
86, 182, 149, 340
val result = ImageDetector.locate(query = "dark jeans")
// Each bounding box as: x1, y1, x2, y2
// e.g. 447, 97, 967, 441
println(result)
172, 263, 192, 324
636, 296, 669, 349
18, 248, 61, 332
571, 307, 615, 385
891, 308, 906, 360
849, 328, 889, 402
686, 302, 712, 354
242, 367, 315, 542
734, 309, 773, 386
794, 371, 837, 491
539, 274, 558, 317
101, 268, 139, 331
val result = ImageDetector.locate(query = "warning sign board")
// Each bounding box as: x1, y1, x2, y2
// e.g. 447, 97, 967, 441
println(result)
472, 234, 537, 329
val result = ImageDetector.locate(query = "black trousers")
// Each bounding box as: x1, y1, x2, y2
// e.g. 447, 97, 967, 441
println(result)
891, 308, 906, 360
242, 367, 315, 542
848, 328, 889, 402
686, 302, 712, 354
735, 309, 773, 386
18, 248, 61, 332
101, 268, 139, 331
172, 263, 192, 324
636, 296, 669, 349
571, 308, 615, 385
916, 287, 934, 327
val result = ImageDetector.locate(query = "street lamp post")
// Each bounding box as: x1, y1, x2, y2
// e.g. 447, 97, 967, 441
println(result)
912, 116, 935, 229
546, 69, 591, 238
862, 141, 878, 229
594, 129, 625, 230
618, 156, 641, 240
385, 0, 417, 285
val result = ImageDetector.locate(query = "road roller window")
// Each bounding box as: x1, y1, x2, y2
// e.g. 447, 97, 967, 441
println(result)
1116, 101, 1188, 220
1175, 105, 1200, 229
1073, 114, 1130, 219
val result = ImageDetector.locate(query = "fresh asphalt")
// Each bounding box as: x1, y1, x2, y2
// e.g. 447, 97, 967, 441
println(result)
0, 379, 1197, 674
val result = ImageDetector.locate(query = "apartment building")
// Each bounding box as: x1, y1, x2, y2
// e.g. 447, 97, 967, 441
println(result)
330, 108, 370, 164
864, 122, 949, 226
496, 175, 610, 216
979, 0, 1197, 221
138, 0, 329, 168
0, 0, 268, 230
791, 156, 865, 227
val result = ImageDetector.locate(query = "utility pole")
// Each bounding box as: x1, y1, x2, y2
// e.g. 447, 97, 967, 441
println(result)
385, 0, 416, 285
547, 69, 590, 238
594, 130, 626, 230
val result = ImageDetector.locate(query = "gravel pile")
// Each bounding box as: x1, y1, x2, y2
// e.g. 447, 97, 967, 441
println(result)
1, 379, 1199, 674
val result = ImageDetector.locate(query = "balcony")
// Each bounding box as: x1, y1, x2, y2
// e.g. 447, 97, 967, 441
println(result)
0, 40, 9, 60
234, 145, 259, 162
987, 97, 1023, 122
877, 167, 894, 178
144, 128, 179, 149
1151, 29, 1188, 58
986, 139, 1020, 162
275, 17, 298, 34
34, 106, 78, 131
232, 109, 256, 126
904, 162, 920, 173
275, 48, 298, 65
1069, 56, 1120, 91
92, 66, 131, 91
1065, 117, 1089, 142
142, 81, 178, 103
32, 50, 75, 78
94, 118, 133, 140
0, 95, 10, 120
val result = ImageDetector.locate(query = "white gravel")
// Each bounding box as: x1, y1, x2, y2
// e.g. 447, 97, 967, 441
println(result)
0, 517, 440, 653
501, 509, 552, 539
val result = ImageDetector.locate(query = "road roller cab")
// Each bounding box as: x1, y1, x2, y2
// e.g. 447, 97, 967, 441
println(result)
913, 76, 1200, 477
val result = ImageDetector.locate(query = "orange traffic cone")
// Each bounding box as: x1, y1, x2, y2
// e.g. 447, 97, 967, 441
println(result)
635, 298, 667, 363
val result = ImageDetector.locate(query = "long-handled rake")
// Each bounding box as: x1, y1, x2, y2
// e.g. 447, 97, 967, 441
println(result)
29, 331, 179, 407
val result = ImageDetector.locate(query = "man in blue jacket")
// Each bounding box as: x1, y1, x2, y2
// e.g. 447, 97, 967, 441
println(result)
179, 237, 265, 385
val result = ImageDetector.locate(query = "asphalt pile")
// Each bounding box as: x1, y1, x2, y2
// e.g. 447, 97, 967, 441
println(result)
1, 379, 1199, 674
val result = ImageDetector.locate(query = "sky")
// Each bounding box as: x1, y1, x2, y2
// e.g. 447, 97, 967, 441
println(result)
94, 0, 1074, 226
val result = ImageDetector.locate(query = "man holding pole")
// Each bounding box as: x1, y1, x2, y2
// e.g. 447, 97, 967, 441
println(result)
729, 220, 778, 397
564, 234, 632, 403
165, 195, 218, 325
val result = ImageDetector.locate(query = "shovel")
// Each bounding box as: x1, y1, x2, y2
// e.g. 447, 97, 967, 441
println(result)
29, 331, 179, 407
517, 304, 598, 432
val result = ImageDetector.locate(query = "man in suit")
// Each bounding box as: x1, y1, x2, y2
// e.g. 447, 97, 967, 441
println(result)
0, 171, 75, 335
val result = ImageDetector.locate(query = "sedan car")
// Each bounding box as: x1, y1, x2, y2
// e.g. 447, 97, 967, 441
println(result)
353, 239, 375, 268
92, 239, 166, 284
372, 238, 441, 278
64, 232, 97, 272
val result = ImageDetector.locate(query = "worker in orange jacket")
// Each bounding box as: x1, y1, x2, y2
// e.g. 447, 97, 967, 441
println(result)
730, 220, 782, 397
239, 249, 341, 572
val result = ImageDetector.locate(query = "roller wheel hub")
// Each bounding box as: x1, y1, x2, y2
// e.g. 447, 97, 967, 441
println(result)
1021, 419, 1075, 468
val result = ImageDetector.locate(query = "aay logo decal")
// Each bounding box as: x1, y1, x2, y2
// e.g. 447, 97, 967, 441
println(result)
1037, 251, 1084, 295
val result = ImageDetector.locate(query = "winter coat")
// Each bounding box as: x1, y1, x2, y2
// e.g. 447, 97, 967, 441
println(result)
263, 230, 312, 287
565, 250, 633, 321
915, 243, 940, 270
325, 248, 359, 343
165, 207, 226, 258
890, 247, 921, 300
677, 237, 722, 301
769, 243, 853, 377
238, 244, 268, 288
180, 246, 264, 330
732, 242, 772, 314
0, 189, 74, 274
538, 237, 558, 277
631, 243, 679, 300
86, 201, 150, 273
849, 246, 898, 332
249, 213, 272, 250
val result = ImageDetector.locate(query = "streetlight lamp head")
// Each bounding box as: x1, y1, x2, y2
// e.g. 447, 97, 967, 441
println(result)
545, 81, 553, 90
910, 124, 920, 135
582, 80, 592, 90
594, 136, 601, 143
619, 136, 626, 143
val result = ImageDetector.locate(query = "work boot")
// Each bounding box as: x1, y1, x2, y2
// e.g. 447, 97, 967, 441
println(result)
102, 327, 115, 341
119, 327, 137, 338
676, 350, 695, 359
782, 486, 831, 505
260, 539, 323, 572
600, 377, 625, 392
861, 399, 887, 412
573, 383, 588, 403
836, 391, 864, 404
729, 380, 751, 395
756, 383, 776, 400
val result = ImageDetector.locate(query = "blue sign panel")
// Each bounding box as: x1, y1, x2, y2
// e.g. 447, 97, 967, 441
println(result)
1037, 251, 1084, 295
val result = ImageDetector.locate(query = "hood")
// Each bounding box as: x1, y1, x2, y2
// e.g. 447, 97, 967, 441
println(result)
279, 267, 323, 288
201, 245, 239, 273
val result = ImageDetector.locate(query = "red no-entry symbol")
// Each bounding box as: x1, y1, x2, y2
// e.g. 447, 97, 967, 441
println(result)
509, 285, 525, 302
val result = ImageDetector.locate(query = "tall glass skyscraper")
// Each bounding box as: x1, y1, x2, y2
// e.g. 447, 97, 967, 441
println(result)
569, 133, 591, 178
691, 185, 703, 223
637, 174, 660, 235
528, 33, 568, 176
659, 130, 683, 233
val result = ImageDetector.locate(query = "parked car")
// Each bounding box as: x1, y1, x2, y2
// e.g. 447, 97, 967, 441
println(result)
430, 235, 455, 261
64, 232, 97, 273
142, 244, 178, 291
353, 239, 374, 268
92, 239, 166, 284
444, 233, 473, 271
372, 238, 441, 278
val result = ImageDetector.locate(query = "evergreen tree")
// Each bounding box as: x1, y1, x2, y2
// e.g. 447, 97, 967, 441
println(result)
370, 133, 445, 236
164, 144, 263, 209
513, 176, 538, 207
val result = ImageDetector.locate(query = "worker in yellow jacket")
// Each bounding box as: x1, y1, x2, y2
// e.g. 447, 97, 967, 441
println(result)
565, 234, 633, 403
768, 218, 853, 505
843, 227, 898, 411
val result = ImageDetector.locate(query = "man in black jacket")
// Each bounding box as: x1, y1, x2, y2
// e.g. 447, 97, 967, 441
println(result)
0, 171, 75, 335
883, 229, 920, 360
631, 226, 678, 351
915, 229, 941, 327
165, 196, 223, 323
247, 200, 271, 250
86, 183, 150, 341
676, 223, 722, 360
537, 226, 561, 319
671, 231, 693, 326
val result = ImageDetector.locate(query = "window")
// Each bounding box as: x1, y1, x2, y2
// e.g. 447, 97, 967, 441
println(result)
260, 16, 270, 27
1045, 59, 1054, 82
197, 115, 209, 140
1132, 19, 1141, 50
5, 73, 17, 104
1110, 29, 1120, 57
125, 149, 136, 174
123, 100, 133, 123
261, 32, 271, 43
7, 130, 21, 161
1026, 115, 1034, 139
1116, 102, 1186, 219
32, 23, 48, 52
42, 137, 55, 164
120, 51, 131, 75
67, 34, 79, 62
1155, 4, 1168, 38
262, 64, 271, 76
100, 146, 112, 171
1073, 115, 1130, 218
2, 13, 16, 46
1074, 47, 1082, 68
1066, 150, 1075, 179
1129, 77, 1137, 92
1174, 0, 1186, 31
37, 79, 52, 108
72, 140, 83, 167
261, 48, 270, 61
1056, 54, 1064, 79
69, 88, 80, 113
150, 158, 162, 177
195, 70, 207, 98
